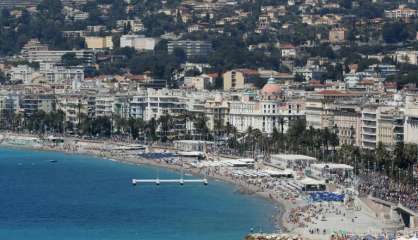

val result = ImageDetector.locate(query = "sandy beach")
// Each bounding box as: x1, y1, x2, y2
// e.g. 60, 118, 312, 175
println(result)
0, 132, 404, 239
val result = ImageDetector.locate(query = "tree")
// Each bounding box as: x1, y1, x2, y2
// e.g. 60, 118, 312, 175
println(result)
158, 113, 175, 142
0, 71, 8, 84
62, 53, 83, 66
37, 0, 64, 20
173, 47, 187, 63
145, 118, 158, 141
376, 142, 390, 173
127, 117, 144, 140
382, 22, 409, 44
193, 113, 210, 140
90, 116, 112, 137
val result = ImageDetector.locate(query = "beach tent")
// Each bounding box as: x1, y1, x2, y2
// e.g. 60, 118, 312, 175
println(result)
300, 178, 326, 191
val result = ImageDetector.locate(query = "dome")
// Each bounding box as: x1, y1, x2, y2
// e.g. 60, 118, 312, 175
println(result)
262, 77, 282, 95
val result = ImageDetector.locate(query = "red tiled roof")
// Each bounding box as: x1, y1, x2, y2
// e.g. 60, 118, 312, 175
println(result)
359, 80, 374, 85
233, 68, 259, 76
207, 72, 219, 78
280, 43, 295, 49
309, 80, 321, 84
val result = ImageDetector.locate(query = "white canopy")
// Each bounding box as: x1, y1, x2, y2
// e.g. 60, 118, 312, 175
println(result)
311, 163, 354, 170
300, 177, 326, 186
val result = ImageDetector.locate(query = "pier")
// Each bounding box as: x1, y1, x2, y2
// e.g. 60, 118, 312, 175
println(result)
132, 178, 208, 186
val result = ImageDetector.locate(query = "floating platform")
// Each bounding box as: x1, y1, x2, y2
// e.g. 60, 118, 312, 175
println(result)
132, 178, 208, 186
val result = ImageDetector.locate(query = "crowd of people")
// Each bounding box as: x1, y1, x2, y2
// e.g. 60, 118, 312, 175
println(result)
358, 172, 418, 212
287, 202, 354, 233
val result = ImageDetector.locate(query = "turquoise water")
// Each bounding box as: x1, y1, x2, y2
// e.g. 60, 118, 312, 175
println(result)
0, 147, 276, 240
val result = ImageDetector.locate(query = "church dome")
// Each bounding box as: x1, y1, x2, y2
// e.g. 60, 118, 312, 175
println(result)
262, 77, 282, 96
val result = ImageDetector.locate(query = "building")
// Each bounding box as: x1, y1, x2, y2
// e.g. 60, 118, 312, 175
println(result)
57, 94, 94, 126
394, 50, 418, 65
280, 44, 297, 58
21, 39, 49, 57
183, 74, 215, 90
40, 63, 84, 84
20, 94, 56, 117
24, 50, 95, 65
329, 28, 347, 43
167, 40, 212, 58
85, 36, 113, 50
7, 65, 35, 84
120, 35, 158, 51
204, 96, 229, 132
333, 103, 362, 146
95, 95, 114, 118
0, 92, 20, 127
228, 78, 304, 134
305, 90, 362, 130
385, 5, 417, 20
223, 69, 259, 91
404, 95, 418, 144
294, 66, 327, 81
0, 0, 40, 8
361, 105, 404, 149
63, 31, 85, 39
116, 19, 144, 32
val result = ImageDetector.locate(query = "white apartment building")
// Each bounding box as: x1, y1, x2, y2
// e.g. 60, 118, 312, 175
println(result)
24, 50, 95, 65
120, 35, 158, 51
7, 65, 35, 84
394, 50, 418, 65
128, 89, 187, 121
385, 5, 417, 19
227, 81, 304, 135
40, 64, 84, 84
116, 20, 144, 32
0, 92, 21, 121
228, 97, 304, 134
57, 94, 93, 125
95, 96, 114, 118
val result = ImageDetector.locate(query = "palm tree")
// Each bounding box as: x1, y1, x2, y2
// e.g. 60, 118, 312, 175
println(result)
193, 113, 210, 140
376, 142, 390, 174
12, 112, 24, 132
178, 111, 194, 139
158, 113, 175, 142
113, 114, 129, 135
126, 117, 144, 140
145, 118, 157, 142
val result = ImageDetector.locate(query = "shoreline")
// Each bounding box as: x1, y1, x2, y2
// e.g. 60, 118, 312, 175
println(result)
0, 141, 289, 233
0, 132, 404, 239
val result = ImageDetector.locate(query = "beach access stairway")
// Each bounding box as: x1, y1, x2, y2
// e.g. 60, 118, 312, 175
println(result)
360, 197, 404, 227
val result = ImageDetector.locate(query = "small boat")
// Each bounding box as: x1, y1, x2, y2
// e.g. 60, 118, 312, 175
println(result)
49, 160, 58, 163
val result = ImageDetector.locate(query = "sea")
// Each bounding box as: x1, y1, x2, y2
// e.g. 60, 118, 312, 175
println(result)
0, 147, 277, 240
